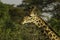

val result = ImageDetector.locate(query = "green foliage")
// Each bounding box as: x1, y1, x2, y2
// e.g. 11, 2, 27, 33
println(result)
0, 2, 10, 29
23, 0, 55, 7
49, 15, 60, 35
0, 2, 23, 40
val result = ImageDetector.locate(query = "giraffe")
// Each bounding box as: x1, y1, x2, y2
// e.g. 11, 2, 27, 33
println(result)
21, 7, 60, 40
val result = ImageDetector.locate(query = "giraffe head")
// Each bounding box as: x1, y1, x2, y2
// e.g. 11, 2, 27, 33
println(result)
21, 16, 34, 24
21, 6, 38, 24
21, 13, 38, 25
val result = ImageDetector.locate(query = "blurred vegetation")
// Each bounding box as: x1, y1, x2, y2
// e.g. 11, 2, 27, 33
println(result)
0, 0, 60, 40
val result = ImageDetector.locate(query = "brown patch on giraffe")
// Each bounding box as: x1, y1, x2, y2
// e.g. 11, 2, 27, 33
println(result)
41, 23, 44, 25
53, 34, 55, 37
45, 30, 50, 34
54, 36, 58, 40
52, 38, 55, 40
36, 21, 40, 23
55, 37, 58, 39
37, 23, 41, 26
38, 20, 41, 22
50, 32, 59, 39
49, 33, 52, 37
42, 25, 47, 29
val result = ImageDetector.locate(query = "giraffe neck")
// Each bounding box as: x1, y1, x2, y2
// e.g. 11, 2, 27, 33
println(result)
30, 15, 60, 40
